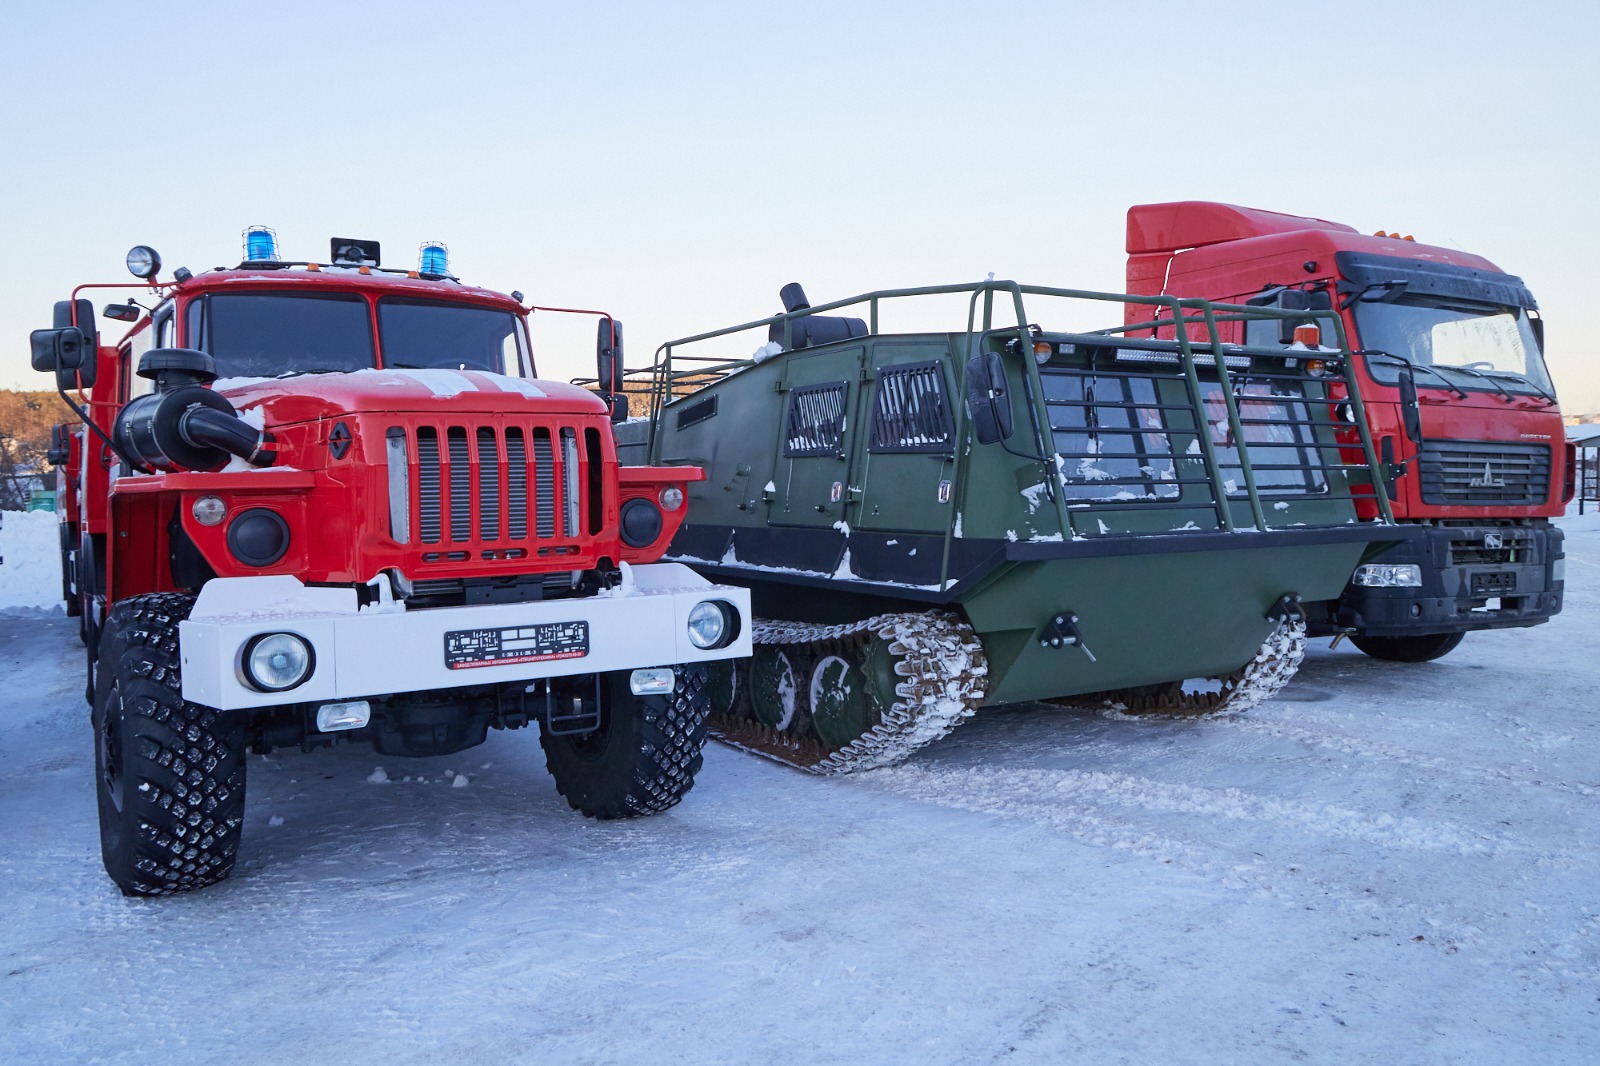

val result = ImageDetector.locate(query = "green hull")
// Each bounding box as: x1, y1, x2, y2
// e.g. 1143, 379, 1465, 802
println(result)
623, 280, 1402, 714
962, 542, 1363, 705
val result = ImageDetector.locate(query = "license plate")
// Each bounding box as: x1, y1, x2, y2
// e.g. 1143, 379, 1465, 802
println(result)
1470, 571, 1516, 596
444, 621, 589, 670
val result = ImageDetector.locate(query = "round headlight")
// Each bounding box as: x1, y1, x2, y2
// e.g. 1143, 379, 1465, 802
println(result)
620, 498, 663, 548
228, 508, 290, 566
659, 486, 685, 512
192, 495, 227, 526
687, 600, 737, 650
126, 245, 162, 280
242, 632, 314, 692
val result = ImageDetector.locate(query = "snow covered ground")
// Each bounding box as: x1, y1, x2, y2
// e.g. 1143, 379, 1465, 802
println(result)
1, 511, 1597, 1064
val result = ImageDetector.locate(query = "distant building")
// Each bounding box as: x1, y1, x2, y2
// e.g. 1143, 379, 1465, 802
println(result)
1571, 423, 1600, 508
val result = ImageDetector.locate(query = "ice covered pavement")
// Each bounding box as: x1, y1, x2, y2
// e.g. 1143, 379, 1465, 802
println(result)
1, 513, 1597, 1063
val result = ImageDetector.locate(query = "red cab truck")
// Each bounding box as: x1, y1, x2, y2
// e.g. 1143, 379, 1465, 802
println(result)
33, 231, 751, 896
1127, 202, 1567, 661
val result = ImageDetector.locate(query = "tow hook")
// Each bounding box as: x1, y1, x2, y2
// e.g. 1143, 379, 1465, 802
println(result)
1039, 611, 1096, 662
1266, 593, 1305, 624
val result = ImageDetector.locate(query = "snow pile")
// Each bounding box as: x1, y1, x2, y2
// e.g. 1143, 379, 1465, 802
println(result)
0, 509, 65, 614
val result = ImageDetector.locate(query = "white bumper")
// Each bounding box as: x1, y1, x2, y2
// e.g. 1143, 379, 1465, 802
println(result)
179, 563, 751, 711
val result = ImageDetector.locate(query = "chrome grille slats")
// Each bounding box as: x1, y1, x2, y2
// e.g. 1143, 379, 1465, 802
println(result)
404, 421, 578, 553
506, 428, 528, 539
448, 428, 471, 541
476, 427, 500, 541
533, 429, 556, 539
417, 427, 442, 543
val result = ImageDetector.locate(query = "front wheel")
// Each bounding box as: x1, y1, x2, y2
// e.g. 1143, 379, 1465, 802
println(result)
94, 593, 247, 896
541, 665, 712, 819
1349, 631, 1465, 663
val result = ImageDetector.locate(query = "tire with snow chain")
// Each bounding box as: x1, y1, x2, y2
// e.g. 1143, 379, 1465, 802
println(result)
540, 664, 712, 819
93, 593, 247, 897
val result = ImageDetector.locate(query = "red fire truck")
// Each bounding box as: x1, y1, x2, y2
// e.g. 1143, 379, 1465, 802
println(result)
1126, 202, 1568, 661
34, 230, 751, 896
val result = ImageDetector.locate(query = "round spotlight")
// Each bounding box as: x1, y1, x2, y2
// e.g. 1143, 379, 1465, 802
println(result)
126, 245, 162, 280
687, 600, 738, 650
227, 508, 290, 567
241, 632, 314, 692
659, 486, 685, 512
192, 495, 227, 526
620, 498, 663, 548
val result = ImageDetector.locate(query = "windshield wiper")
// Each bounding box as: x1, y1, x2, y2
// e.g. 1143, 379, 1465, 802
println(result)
1434, 363, 1518, 402
1471, 367, 1558, 406
1358, 350, 1468, 399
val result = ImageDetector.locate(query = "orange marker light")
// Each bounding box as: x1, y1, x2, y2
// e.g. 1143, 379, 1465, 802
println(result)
1293, 324, 1321, 347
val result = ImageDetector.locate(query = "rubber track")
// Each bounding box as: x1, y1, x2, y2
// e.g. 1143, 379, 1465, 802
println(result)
1099, 618, 1308, 716
710, 612, 988, 774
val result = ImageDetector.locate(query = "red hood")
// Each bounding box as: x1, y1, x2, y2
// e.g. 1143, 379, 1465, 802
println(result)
213, 369, 606, 424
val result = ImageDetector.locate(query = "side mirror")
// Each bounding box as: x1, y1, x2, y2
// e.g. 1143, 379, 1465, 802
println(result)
33, 299, 99, 389
47, 424, 71, 466
596, 318, 626, 423
965, 351, 1014, 445
1268, 289, 1333, 344
1397, 368, 1424, 444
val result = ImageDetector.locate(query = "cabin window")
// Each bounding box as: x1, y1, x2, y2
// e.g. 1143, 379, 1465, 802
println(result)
1197, 379, 1329, 496
1040, 368, 1181, 502
782, 381, 848, 458
868, 361, 952, 453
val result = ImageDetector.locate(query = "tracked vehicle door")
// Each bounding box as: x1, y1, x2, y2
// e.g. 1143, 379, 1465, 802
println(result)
768, 347, 864, 528
852, 342, 958, 534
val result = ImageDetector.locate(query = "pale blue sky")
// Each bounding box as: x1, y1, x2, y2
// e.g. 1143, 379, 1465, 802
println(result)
4, 1, 1597, 412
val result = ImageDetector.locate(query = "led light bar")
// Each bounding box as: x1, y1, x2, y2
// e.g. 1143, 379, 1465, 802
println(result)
1112, 348, 1252, 370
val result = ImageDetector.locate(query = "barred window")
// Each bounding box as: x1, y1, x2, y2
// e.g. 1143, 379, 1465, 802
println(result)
783, 381, 848, 457
1041, 369, 1181, 502
869, 361, 952, 453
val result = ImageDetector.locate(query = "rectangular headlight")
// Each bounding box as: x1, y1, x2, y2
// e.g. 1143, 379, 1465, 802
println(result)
629, 668, 676, 696
1352, 563, 1423, 587
316, 700, 371, 732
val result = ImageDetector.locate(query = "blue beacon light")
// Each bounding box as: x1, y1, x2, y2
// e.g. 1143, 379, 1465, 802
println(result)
419, 242, 450, 275
243, 226, 280, 262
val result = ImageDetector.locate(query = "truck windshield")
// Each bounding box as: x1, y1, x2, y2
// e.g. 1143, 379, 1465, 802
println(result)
1354, 300, 1553, 396
377, 297, 526, 375
187, 293, 375, 379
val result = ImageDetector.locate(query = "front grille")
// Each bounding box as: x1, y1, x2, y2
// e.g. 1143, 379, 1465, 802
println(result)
1448, 530, 1532, 566
1417, 440, 1550, 506
407, 422, 578, 552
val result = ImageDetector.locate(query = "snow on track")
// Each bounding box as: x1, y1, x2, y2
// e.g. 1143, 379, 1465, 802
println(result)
0, 511, 1596, 1063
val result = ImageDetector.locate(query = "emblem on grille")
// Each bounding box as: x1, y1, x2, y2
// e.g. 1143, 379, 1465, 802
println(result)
1484, 532, 1503, 550
1469, 462, 1505, 488
328, 421, 352, 459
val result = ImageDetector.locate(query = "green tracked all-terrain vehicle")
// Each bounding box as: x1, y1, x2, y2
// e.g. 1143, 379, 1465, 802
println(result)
609, 281, 1402, 772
